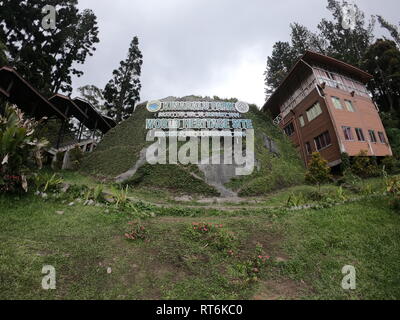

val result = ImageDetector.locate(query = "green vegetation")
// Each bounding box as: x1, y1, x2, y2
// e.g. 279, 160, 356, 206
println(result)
0, 169, 399, 300
305, 152, 332, 190
81, 101, 305, 197
226, 105, 304, 196
0, 105, 48, 193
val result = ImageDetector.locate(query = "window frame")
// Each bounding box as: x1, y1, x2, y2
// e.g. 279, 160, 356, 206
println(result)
331, 96, 343, 110
299, 115, 305, 128
378, 131, 387, 144
369, 130, 377, 143
305, 141, 312, 155
314, 131, 332, 151
306, 102, 323, 122
342, 126, 354, 141
344, 99, 355, 112
355, 128, 365, 142
284, 122, 295, 137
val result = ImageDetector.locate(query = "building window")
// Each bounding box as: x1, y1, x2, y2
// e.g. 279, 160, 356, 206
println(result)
299, 115, 305, 127
355, 128, 365, 141
342, 126, 354, 141
284, 122, 295, 136
369, 130, 377, 143
305, 142, 312, 155
314, 131, 332, 151
331, 97, 343, 110
378, 131, 387, 144
306, 102, 322, 122
344, 100, 355, 112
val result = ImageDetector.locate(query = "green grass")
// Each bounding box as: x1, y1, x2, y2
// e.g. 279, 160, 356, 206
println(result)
80, 101, 305, 196
1, 176, 399, 299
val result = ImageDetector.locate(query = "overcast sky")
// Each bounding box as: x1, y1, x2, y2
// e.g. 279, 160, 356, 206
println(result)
73, 0, 400, 108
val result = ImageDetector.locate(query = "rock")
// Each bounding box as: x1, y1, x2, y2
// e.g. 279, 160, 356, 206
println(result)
41, 193, 48, 199
275, 257, 287, 263
104, 196, 115, 204
107, 267, 112, 274
61, 183, 71, 193
88, 200, 95, 206
56, 211, 64, 215
68, 202, 75, 206
174, 195, 193, 202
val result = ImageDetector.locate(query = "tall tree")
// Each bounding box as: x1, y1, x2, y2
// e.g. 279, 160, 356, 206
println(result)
0, 40, 7, 66
0, 0, 99, 95
317, 0, 375, 67
103, 36, 143, 123
264, 0, 375, 99
362, 39, 400, 114
377, 16, 400, 47
264, 41, 296, 97
78, 85, 106, 112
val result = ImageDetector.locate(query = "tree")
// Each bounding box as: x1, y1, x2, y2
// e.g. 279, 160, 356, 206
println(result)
317, 0, 375, 67
305, 152, 332, 190
264, 0, 375, 98
264, 41, 296, 97
0, 1, 99, 95
78, 85, 106, 112
103, 36, 143, 123
377, 16, 400, 47
362, 39, 400, 114
0, 40, 7, 66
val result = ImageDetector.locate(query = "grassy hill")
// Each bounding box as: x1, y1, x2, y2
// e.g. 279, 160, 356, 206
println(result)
80, 97, 305, 196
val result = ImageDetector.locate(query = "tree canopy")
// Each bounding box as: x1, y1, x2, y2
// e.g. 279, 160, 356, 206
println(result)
264, 0, 375, 99
0, 0, 99, 95
103, 36, 143, 123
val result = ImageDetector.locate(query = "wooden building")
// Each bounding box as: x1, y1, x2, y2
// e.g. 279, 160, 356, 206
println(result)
263, 51, 393, 167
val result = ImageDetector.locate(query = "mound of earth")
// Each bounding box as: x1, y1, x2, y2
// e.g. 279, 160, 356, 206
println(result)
80, 96, 305, 196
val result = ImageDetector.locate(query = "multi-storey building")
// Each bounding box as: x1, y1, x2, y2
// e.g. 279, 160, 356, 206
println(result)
263, 50, 393, 167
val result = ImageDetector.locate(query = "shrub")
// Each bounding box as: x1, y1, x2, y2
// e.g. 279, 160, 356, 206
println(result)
382, 156, 400, 174
351, 150, 379, 178
69, 145, 84, 170
340, 152, 351, 172
125, 220, 148, 241
305, 152, 332, 191
0, 104, 48, 193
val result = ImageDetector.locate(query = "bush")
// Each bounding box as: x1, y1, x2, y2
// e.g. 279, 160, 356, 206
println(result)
0, 104, 48, 193
382, 156, 400, 174
340, 152, 351, 172
305, 152, 332, 190
351, 150, 380, 178
69, 145, 84, 170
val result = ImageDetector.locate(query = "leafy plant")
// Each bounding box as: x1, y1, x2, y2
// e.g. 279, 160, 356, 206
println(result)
0, 105, 48, 193
305, 152, 332, 191
351, 150, 380, 178
124, 220, 148, 241
189, 222, 237, 251
69, 145, 84, 170
32, 173, 64, 193
286, 192, 306, 207
110, 185, 130, 207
